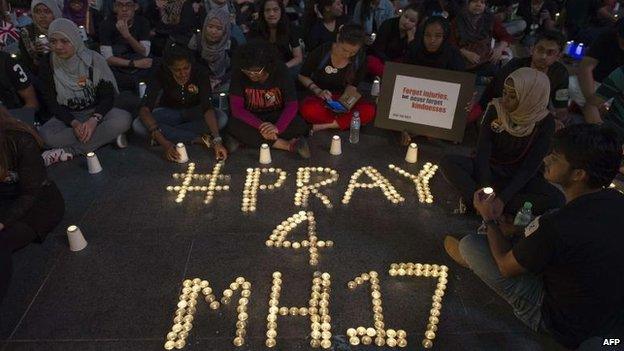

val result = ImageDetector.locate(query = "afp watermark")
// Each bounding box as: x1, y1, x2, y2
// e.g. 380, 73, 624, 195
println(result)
603, 338, 620, 346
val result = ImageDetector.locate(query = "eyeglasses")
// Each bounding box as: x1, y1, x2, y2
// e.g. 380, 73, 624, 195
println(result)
242, 67, 265, 76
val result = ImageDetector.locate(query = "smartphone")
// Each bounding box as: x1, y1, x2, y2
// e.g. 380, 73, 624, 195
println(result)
326, 99, 348, 113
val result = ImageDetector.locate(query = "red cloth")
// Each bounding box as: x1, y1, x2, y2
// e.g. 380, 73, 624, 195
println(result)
367, 55, 385, 78
300, 94, 376, 130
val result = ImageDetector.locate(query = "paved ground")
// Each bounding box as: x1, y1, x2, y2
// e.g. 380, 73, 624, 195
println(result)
0, 127, 611, 351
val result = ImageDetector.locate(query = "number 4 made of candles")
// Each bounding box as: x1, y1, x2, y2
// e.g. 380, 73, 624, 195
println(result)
265, 211, 333, 266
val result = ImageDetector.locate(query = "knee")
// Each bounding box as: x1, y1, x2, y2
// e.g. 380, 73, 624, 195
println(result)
357, 103, 376, 125
458, 234, 484, 268
107, 109, 132, 133
132, 117, 148, 137
299, 98, 319, 119
39, 124, 66, 148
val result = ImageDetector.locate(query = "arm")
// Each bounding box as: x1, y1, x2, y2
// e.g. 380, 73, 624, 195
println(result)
286, 45, 303, 68
38, 56, 76, 126
0, 135, 47, 228
474, 110, 494, 186
17, 86, 39, 109
229, 95, 264, 128
274, 70, 299, 133
498, 118, 556, 203
582, 67, 624, 123
578, 56, 599, 101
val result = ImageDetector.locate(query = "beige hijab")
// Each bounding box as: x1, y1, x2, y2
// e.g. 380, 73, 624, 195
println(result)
489, 67, 550, 137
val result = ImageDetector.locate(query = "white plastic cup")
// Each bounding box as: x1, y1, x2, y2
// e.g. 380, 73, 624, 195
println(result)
259, 143, 272, 164
86, 152, 103, 174
329, 135, 342, 155
67, 225, 88, 251
176, 143, 189, 163
482, 187, 495, 201
405, 143, 418, 163
371, 79, 380, 97
138, 82, 146, 98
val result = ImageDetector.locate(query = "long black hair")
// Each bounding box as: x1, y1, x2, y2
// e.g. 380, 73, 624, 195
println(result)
256, 0, 291, 44
0, 106, 43, 180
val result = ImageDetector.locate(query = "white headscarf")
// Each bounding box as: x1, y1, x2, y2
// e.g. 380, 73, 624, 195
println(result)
48, 18, 118, 108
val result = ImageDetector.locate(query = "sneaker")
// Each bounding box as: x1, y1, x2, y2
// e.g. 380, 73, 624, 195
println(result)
116, 134, 128, 148
443, 236, 468, 268
42, 148, 73, 166
290, 137, 311, 159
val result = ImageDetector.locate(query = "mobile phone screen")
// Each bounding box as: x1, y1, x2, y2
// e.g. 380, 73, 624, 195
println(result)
326, 100, 347, 113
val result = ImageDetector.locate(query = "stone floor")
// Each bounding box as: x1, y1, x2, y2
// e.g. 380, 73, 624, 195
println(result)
0, 127, 614, 351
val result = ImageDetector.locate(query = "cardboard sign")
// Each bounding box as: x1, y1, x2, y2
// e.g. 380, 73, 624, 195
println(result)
374, 63, 475, 142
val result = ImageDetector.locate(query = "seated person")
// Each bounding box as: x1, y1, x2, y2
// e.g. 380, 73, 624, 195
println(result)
584, 66, 624, 145
516, 0, 558, 44
38, 19, 132, 165
0, 105, 65, 304
248, 0, 303, 73
402, 15, 465, 146
479, 30, 569, 125
0, 52, 39, 124
99, 0, 153, 92
226, 41, 311, 158
491, 0, 527, 38
63, 0, 94, 36
406, 15, 465, 71
304, 0, 348, 52
441, 67, 565, 217
451, 0, 513, 75
299, 24, 376, 132
147, 0, 198, 55
571, 20, 624, 107
188, 8, 236, 93
200, 0, 246, 46
352, 0, 394, 35
444, 124, 624, 351
134, 45, 228, 162
367, 3, 420, 77
577, 0, 619, 45
420, 0, 463, 20
17, 0, 62, 74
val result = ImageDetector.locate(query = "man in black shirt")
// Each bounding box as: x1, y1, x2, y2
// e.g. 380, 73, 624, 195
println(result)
445, 124, 624, 349
99, 0, 153, 92
0, 52, 38, 124
480, 29, 569, 124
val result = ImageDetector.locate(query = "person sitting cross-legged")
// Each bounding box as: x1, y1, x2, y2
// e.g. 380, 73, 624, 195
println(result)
444, 123, 624, 350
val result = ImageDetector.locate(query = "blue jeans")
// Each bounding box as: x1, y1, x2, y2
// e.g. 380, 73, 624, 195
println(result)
459, 234, 545, 332
133, 107, 228, 143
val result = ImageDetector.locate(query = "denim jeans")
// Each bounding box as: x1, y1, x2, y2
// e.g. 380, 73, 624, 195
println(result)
459, 234, 545, 332
132, 106, 228, 143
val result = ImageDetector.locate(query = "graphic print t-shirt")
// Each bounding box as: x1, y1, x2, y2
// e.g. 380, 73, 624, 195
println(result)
230, 61, 296, 120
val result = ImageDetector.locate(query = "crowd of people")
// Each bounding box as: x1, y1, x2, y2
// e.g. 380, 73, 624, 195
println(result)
1, 0, 624, 349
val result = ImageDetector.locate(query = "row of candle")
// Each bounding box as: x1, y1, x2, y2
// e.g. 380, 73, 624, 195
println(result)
342, 167, 405, 205
388, 163, 439, 204
294, 167, 339, 208
241, 168, 288, 212
265, 211, 333, 265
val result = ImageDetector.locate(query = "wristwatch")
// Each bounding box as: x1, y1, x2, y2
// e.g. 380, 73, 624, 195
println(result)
91, 113, 104, 125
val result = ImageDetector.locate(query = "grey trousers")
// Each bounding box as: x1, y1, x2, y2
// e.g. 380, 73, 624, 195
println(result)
39, 108, 132, 155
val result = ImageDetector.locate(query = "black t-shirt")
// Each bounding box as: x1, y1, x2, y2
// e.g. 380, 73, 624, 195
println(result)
300, 42, 366, 92
99, 15, 151, 59
248, 23, 302, 63
229, 61, 296, 120
480, 57, 569, 109
372, 17, 410, 62
305, 16, 348, 52
513, 189, 624, 349
0, 52, 31, 109
587, 29, 624, 83
141, 64, 214, 113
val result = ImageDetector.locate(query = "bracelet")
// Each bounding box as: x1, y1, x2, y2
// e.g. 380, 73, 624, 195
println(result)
306, 81, 316, 89
91, 113, 104, 125
212, 136, 223, 144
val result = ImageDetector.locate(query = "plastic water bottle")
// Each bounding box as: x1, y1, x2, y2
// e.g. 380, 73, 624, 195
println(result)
513, 202, 533, 226
349, 111, 360, 144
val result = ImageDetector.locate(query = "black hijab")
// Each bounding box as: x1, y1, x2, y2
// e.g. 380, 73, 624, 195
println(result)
455, 1, 495, 44
407, 16, 464, 71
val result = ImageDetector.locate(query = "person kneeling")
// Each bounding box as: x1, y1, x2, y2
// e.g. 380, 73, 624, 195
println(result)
445, 124, 624, 350
0, 106, 65, 304
225, 41, 311, 158
133, 45, 228, 162
299, 24, 375, 132
38, 19, 132, 166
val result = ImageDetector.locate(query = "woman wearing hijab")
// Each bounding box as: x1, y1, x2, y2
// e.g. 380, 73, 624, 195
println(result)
451, 0, 513, 75
441, 67, 565, 217
407, 16, 465, 71
189, 8, 235, 92
18, 0, 62, 73
0, 105, 65, 304
63, 0, 89, 27
38, 18, 132, 164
